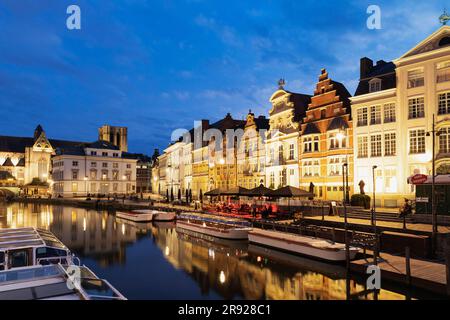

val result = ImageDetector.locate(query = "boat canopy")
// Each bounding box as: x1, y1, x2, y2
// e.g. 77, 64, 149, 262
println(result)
0, 228, 68, 252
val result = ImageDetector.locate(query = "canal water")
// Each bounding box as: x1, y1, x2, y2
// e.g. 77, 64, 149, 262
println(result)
0, 203, 442, 300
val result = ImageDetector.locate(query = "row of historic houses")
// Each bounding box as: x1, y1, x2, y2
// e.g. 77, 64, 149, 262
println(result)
154, 26, 450, 208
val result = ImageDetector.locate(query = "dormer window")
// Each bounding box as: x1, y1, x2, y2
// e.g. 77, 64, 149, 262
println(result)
369, 78, 382, 93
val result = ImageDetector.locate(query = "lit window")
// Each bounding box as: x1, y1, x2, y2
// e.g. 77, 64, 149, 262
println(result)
384, 103, 396, 123
370, 135, 382, 157
357, 136, 368, 158
437, 61, 450, 83
409, 129, 426, 154
407, 69, 424, 88
303, 136, 319, 153
384, 133, 396, 156
357, 108, 368, 127
438, 92, 450, 115
370, 105, 381, 125
408, 97, 425, 119
439, 127, 450, 153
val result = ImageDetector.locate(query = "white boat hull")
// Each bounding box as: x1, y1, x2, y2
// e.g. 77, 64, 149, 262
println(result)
116, 211, 153, 222
176, 221, 251, 240
153, 212, 177, 221
248, 230, 359, 262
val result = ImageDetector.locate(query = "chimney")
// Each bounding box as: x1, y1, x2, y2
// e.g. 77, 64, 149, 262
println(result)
360, 57, 373, 79
376, 60, 387, 66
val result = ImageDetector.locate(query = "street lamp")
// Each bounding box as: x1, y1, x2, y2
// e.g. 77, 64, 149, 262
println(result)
84, 176, 88, 198
372, 165, 378, 226
336, 127, 350, 204
426, 114, 440, 251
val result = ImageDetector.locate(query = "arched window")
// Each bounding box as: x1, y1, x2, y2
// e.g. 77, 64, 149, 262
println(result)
439, 37, 450, 47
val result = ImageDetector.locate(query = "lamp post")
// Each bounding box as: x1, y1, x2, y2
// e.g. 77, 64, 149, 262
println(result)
84, 176, 88, 198
372, 165, 378, 226
342, 163, 350, 271
336, 127, 350, 204
426, 114, 440, 255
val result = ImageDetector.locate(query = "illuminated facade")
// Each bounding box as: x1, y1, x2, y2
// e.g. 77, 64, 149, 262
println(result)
236, 111, 269, 189
352, 26, 450, 207
52, 140, 137, 197
265, 82, 311, 189
299, 69, 353, 200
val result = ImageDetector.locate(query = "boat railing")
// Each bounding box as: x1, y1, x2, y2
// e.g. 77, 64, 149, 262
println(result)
37, 255, 74, 266
58, 263, 127, 300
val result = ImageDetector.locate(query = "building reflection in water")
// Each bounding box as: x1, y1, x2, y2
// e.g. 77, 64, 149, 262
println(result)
152, 224, 406, 300
0, 203, 141, 268
1, 203, 410, 300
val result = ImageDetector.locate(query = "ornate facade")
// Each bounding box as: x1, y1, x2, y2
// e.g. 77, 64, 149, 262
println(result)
299, 69, 353, 200
265, 82, 311, 189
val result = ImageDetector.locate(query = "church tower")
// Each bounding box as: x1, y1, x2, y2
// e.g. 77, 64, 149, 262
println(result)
98, 125, 128, 152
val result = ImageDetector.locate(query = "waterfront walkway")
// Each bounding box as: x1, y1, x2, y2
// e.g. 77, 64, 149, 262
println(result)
306, 215, 450, 234
350, 252, 449, 296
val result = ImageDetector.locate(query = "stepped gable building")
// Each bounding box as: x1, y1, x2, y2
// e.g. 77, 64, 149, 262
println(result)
265, 80, 311, 189
0, 125, 84, 192
351, 25, 450, 208
299, 69, 353, 201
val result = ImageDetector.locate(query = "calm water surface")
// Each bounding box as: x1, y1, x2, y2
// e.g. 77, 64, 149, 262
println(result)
0, 203, 442, 300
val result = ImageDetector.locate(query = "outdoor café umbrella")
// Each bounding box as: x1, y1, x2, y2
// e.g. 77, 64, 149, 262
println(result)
204, 188, 221, 197
268, 186, 314, 198
220, 186, 251, 196
268, 186, 314, 215
248, 184, 273, 197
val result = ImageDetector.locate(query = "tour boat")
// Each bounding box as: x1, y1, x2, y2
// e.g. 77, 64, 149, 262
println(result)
116, 209, 155, 222
153, 211, 177, 222
176, 215, 252, 240
0, 228, 126, 300
248, 229, 359, 262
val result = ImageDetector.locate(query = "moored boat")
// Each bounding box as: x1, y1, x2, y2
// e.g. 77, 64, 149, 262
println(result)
0, 228, 126, 300
153, 211, 176, 222
116, 210, 154, 222
176, 216, 252, 240
248, 229, 359, 262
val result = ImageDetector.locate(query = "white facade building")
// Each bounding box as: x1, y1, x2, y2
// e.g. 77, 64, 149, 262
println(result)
52, 141, 137, 198
352, 26, 450, 207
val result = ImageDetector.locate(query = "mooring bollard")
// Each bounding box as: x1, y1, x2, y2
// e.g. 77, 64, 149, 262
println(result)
405, 247, 412, 286
445, 237, 450, 296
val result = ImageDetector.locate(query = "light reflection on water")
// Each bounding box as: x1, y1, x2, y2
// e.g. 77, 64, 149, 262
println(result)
0, 203, 438, 300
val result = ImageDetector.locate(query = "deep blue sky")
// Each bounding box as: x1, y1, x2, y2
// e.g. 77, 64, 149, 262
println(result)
0, 0, 446, 154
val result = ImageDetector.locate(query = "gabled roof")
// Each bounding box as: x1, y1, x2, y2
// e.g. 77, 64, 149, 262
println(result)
327, 116, 349, 131
396, 25, 450, 61
86, 140, 119, 150
303, 123, 321, 135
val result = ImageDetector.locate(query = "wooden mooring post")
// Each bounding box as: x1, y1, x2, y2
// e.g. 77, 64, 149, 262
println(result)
446, 236, 450, 296
405, 247, 412, 286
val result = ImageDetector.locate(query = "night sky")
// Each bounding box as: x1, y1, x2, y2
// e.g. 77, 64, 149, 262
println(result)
0, 0, 446, 154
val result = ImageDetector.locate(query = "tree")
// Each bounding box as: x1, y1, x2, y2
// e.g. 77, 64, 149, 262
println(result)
185, 189, 189, 204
